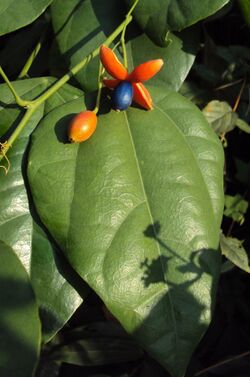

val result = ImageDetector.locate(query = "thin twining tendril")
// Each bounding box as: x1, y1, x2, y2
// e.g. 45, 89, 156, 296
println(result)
0, 142, 11, 175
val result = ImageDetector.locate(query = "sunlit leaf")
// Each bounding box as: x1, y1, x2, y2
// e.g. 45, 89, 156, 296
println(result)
224, 194, 249, 224
28, 86, 224, 377
236, 118, 250, 133
202, 100, 238, 134
51, 0, 199, 92
220, 233, 250, 273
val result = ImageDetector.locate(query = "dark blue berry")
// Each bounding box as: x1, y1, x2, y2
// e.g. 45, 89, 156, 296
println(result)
112, 81, 133, 111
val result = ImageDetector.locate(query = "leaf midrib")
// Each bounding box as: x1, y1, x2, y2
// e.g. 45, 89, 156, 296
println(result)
123, 111, 179, 351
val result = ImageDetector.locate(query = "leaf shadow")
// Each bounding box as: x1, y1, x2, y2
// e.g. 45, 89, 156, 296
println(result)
54, 113, 75, 144
56, 0, 126, 68
131, 221, 220, 376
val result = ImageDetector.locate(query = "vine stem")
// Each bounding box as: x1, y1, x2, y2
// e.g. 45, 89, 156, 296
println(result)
93, 63, 105, 114
33, 14, 132, 108
0, 12, 134, 162
195, 350, 250, 376
0, 66, 31, 107
121, 0, 139, 68
18, 27, 48, 79
232, 77, 246, 112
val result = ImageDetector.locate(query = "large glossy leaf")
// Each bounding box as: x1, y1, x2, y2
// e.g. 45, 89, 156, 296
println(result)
126, 0, 230, 46
0, 78, 84, 342
0, 240, 40, 377
28, 87, 224, 377
0, 0, 53, 36
51, 0, 199, 92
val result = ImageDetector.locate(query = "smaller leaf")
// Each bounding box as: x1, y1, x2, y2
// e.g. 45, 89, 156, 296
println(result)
235, 118, 250, 133
224, 194, 249, 224
220, 233, 250, 273
0, 240, 41, 377
238, 0, 250, 27
126, 0, 230, 46
49, 322, 143, 367
0, 0, 53, 36
179, 81, 211, 105
221, 259, 235, 273
202, 100, 238, 134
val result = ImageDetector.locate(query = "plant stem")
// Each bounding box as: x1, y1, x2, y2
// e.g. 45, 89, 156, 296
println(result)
195, 350, 250, 376
0, 66, 31, 107
0, 13, 134, 164
120, 0, 139, 68
0, 0, 140, 166
233, 77, 246, 112
93, 64, 105, 114
7, 107, 35, 146
34, 15, 132, 107
18, 36, 44, 79
0, 107, 36, 158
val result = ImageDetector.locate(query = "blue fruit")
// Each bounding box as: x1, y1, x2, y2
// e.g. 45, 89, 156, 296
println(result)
112, 81, 133, 110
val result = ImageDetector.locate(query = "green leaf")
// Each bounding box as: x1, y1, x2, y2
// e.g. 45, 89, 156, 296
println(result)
51, 0, 199, 92
224, 194, 249, 224
127, 25, 200, 92
220, 233, 250, 273
235, 118, 250, 133
126, 0, 230, 46
202, 100, 238, 134
221, 259, 235, 273
0, 240, 40, 377
238, 0, 250, 26
51, 0, 125, 92
28, 86, 224, 377
0, 0, 53, 36
50, 322, 143, 366
31, 223, 87, 342
179, 81, 211, 106
0, 78, 85, 342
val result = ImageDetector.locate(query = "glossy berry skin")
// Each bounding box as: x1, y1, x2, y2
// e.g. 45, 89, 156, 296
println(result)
100, 45, 164, 110
68, 111, 97, 143
112, 81, 133, 111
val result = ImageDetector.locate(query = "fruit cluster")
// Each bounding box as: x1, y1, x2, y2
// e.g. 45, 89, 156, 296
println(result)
68, 45, 164, 143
